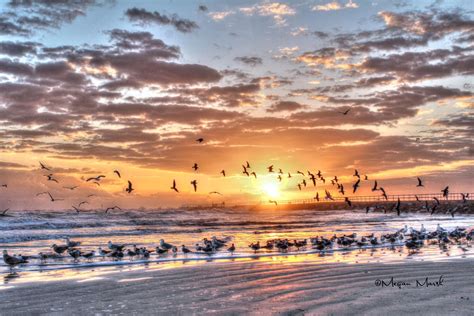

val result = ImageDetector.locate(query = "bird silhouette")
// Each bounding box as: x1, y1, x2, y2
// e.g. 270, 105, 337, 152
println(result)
105, 206, 121, 214
267, 165, 274, 173
209, 191, 222, 195
345, 197, 352, 207
192, 163, 199, 171
339, 108, 351, 115
395, 198, 401, 216
47, 192, 62, 202
171, 180, 179, 193
441, 186, 449, 198
380, 187, 388, 200
269, 200, 277, 206
417, 177, 424, 187
72, 206, 80, 214
39, 161, 50, 171
353, 179, 360, 193
45, 174, 58, 183
314, 192, 320, 201
191, 180, 197, 192
125, 180, 134, 193
250, 172, 257, 179
246, 161, 251, 168
353, 169, 360, 178
78, 201, 88, 207
220, 170, 226, 177
196, 138, 204, 143
114, 170, 121, 178
86, 175, 105, 182
371, 180, 378, 191
63, 186, 78, 190
0, 208, 9, 216
1, 184, 7, 188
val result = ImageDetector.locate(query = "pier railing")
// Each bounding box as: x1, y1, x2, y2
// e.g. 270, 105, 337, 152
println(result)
181, 192, 472, 209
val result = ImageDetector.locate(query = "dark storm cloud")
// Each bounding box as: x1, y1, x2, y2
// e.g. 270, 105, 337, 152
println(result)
125, 7, 198, 33
234, 56, 263, 66
267, 101, 307, 113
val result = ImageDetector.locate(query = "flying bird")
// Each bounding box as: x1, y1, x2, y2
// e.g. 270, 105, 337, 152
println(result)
171, 180, 179, 193
395, 198, 401, 216
220, 170, 226, 177
267, 165, 274, 173
191, 180, 198, 192
416, 177, 424, 187
78, 201, 88, 207
72, 206, 80, 214
314, 192, 320, 201
380, 187, 388, 200
0, 208, 9, 217
433, 197, 440, 205
250, 172, 257, 179
39, 161, 50, 171
125, 180, 134, 193
86, 175, 106, 182
269, 200, 278, 206
192, 163, 199, 171
105, 206, 121, 214
339, 108, 351, 115
353, 169, 360, 178
45, 174, 58, 183
352, 179, 360, 193
63, 186, 78, 190
209, 191, 222, 195
47, 192, 62, 202
196, 138, 204, 143
344, 197, 352, 207
245, 161, 251, 168
325, 190, 334, 201
114, 170, 121, 178
371, 180, 378, 191
277, 175, 282, 182
1, 184, 7, 188
441, 186, 449, 198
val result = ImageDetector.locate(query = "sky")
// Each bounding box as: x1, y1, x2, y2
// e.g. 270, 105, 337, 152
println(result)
0, 0, 473, 210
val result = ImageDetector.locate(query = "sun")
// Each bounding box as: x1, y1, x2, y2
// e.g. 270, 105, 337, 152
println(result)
262, 182, 280, 199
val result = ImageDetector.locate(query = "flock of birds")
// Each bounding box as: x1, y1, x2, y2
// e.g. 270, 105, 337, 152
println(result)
0, 137, 471, 217
2, 224, 473, 270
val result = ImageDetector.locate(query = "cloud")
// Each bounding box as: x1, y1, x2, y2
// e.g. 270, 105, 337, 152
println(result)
125, 7, 199, 33
267, 101, 307, 113
240, 3, 295, 26
0, 41, 39, 56
312, 1, 359, 11
234, 56, 263, 66
0, 0, 104, 36
208, 11, 235, 21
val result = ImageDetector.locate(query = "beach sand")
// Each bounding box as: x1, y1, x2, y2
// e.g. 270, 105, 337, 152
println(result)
1, 258, 473, 315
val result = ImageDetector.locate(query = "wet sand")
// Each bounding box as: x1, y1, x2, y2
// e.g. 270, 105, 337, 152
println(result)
1, 259, 473, 315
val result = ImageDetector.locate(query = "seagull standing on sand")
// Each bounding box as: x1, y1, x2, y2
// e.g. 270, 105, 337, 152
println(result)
160, 239, 174, 250
3, 250, 28, 268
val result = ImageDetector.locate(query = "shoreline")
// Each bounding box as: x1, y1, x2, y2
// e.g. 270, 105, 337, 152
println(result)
1, 258, 473, 315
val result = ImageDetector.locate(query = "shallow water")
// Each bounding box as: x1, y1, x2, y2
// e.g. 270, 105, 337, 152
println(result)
1, 207, 473, 285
